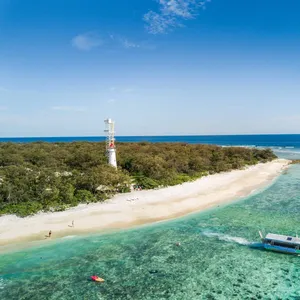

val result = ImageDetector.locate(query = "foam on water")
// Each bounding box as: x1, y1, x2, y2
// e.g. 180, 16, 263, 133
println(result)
201, 231, 251, 245
61, 235, 77, 239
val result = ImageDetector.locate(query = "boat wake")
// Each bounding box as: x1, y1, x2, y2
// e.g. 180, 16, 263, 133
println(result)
201, 231, 251, 245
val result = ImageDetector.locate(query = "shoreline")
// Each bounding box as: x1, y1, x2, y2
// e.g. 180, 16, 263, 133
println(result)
0, 159, 290, 250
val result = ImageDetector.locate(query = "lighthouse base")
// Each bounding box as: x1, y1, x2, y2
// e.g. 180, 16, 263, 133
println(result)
108, 149, 117, 168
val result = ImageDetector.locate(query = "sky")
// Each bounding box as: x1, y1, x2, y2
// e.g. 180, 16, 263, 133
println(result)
0, 0, 300, 137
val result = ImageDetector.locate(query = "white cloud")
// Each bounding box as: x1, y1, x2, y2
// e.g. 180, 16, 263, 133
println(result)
144, 11, 177, 34
109, 34, 141, 49
119, 38, 140, 49
71, 32, 103, 51
72, 32, 147, 51
144, 0, 210, 34
52, 106, 87, 112
161, 0, 194, 18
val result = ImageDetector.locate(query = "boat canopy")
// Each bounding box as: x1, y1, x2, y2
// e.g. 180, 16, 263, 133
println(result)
265, 233, 300, 246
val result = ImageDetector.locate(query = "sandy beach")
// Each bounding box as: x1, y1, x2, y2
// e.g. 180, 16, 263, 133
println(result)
0, 159, 289, 248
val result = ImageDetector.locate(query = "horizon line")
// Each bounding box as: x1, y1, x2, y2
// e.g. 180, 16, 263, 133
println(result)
1, 133, 300, 139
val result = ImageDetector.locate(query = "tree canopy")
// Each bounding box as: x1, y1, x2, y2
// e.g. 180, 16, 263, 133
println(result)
0, 142, 277, 217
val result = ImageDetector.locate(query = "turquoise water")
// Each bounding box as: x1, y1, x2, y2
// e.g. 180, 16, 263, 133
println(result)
1, 165, 300, 299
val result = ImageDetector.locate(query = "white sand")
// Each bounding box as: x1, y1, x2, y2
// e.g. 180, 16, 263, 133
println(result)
0, 159, 289, 247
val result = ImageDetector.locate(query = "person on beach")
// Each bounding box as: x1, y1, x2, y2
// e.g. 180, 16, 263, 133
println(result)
49, 230, 52, 238
72, 220, 74, 227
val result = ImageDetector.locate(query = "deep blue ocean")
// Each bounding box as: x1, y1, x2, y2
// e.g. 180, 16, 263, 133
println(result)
1, 134, 300, 299
1, 134, 300, 147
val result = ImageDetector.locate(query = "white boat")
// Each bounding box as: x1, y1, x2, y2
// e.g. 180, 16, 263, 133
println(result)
259, 231, 300, 255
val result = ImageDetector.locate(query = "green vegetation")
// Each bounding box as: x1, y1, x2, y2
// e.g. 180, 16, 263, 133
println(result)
0, 142, 277, 217
291, 159, 300, 164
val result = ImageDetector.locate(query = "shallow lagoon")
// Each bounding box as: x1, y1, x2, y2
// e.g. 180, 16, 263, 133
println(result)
1, 165, 300, 299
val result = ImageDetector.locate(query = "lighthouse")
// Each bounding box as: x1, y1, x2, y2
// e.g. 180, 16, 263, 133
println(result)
104, 118, 117, 168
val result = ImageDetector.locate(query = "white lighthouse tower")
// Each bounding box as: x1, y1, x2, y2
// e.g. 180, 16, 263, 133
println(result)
104, 118, 117, 168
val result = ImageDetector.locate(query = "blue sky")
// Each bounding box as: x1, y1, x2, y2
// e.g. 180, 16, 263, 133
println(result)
0, 0, 300, 136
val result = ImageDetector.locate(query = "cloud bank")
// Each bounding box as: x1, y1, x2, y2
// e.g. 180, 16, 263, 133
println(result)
144, 0, 210, 34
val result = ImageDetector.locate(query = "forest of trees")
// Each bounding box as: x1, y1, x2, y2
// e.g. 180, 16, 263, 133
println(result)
0, 142, 277, 217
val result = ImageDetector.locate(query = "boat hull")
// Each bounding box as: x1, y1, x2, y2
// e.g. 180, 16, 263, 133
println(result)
264, 244, 300, 255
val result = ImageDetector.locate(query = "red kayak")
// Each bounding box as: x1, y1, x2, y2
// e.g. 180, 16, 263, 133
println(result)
91, 276, 105, 283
